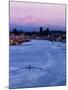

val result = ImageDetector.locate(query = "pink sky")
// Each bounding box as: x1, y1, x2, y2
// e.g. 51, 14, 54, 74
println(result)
10, 2, 66, 27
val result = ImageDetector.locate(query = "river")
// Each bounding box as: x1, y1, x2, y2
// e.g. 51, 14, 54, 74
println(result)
9, 40, 66, 89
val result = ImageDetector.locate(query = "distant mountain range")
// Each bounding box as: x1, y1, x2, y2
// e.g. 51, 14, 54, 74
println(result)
10, 15, 66, 32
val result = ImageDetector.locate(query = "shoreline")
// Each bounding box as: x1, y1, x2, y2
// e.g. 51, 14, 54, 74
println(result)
10, 38, 66, 46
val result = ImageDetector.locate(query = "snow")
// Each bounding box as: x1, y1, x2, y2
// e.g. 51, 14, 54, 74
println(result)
9, 40, 66, 89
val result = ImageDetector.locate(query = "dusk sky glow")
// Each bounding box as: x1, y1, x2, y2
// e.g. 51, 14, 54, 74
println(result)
10, 2, 66, 31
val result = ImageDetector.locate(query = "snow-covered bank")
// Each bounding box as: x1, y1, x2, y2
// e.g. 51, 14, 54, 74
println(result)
9, 40, 66, 89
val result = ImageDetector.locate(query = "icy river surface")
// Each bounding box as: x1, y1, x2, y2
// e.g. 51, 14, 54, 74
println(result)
9, 40, 66, 89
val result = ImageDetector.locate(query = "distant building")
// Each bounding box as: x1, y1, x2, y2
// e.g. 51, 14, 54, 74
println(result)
10, 33, 30, 45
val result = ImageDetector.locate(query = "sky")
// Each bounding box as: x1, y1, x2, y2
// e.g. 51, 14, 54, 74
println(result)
10, 2, 66, 31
